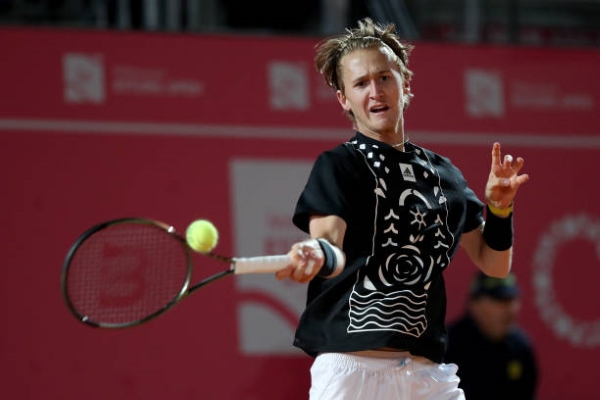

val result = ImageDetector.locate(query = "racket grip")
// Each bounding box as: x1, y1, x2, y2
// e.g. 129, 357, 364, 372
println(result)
232, 255, 291, 275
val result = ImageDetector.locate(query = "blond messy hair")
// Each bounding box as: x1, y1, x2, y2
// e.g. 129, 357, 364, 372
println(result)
314, 18, 415, 111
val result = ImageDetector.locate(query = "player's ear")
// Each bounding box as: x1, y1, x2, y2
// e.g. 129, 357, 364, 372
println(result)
336, 89, 351, 111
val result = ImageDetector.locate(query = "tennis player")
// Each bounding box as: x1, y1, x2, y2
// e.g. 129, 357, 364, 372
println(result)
276, 18, 529, 400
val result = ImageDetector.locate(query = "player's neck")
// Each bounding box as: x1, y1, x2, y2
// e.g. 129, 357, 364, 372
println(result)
391, 137, 410, 151
357, 128, 407, 151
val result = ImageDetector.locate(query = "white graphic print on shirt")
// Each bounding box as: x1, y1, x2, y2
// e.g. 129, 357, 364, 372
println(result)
348, 142, 454, 337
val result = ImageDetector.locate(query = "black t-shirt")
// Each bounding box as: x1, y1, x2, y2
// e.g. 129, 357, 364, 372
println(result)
292, 132, 484, 363
445, 314, 538, 399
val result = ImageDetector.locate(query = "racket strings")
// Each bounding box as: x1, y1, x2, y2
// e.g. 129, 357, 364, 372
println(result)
64, 223, 190, 326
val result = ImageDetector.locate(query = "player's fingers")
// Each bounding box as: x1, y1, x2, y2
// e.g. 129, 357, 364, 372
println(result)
292, 255, 323, 282
304, 259, 316, 276
512, 157, 525, 174
490, 142, 501, 166
275, 265, 294, 280
515, 173, 530, 186
501, 155, 526, 180
283, 238, 325, 282
291, 259, 309, 281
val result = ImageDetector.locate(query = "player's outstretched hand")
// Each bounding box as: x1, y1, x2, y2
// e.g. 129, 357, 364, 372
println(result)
485, 142, 529, 209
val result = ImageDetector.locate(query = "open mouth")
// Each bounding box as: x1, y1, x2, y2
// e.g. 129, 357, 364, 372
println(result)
370, 105, 389, 113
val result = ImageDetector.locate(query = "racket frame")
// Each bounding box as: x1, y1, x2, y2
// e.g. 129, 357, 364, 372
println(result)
60, 218, 195, 329
61, 217, 289, 329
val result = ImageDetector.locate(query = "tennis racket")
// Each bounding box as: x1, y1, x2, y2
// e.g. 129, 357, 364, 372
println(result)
60, 217, 290, 329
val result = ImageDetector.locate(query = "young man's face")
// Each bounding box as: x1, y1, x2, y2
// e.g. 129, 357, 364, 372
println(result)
336, 46, 407, 140
469, 296, 521, 341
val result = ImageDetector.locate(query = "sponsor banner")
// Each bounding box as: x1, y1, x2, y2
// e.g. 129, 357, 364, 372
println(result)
408, 44, 599, 135
1, 27, 343, 127
1, 28, 599, 134
230, 159, 312, 355
2, 128, 600, 400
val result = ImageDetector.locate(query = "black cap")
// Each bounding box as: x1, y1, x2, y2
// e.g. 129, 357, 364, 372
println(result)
469, 272, 520, 300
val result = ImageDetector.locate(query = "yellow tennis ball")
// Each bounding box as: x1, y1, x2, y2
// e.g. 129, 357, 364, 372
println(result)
185, 219, 219, 253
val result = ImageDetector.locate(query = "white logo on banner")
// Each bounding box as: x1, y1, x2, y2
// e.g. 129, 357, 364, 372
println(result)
465, 69, 504, 117
510, 81, 594, 111
268, 62, 309, 110
230, 159, 312, 355
532, 213, 600, 348
111, 65, 204, 97
63, 53, 105, 104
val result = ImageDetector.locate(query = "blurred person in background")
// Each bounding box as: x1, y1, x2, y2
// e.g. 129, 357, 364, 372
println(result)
446, 272, 538, 399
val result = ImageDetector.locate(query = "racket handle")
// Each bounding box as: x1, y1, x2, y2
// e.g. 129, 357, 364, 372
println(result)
232, 255, 290, 275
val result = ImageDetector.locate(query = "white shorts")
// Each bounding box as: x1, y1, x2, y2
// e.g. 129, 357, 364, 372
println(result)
309, 351, 464, 400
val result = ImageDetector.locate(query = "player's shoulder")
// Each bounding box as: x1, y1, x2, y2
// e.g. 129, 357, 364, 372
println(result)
411, 143, 468, 184
411, 142, 454, 166
315, 141, 364, 166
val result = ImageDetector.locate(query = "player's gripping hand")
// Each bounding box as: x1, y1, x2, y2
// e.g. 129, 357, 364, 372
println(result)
276, 239, 324, 284
485, 142, 529, 209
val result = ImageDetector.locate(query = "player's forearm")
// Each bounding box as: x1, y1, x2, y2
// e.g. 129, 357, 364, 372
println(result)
308, 215, 347, 248
460, 220, 513, 278
477, 245, 513, 278
470, 202, 514, 277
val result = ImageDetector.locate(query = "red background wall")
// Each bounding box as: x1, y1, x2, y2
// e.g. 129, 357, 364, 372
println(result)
1, 27, 600, 399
